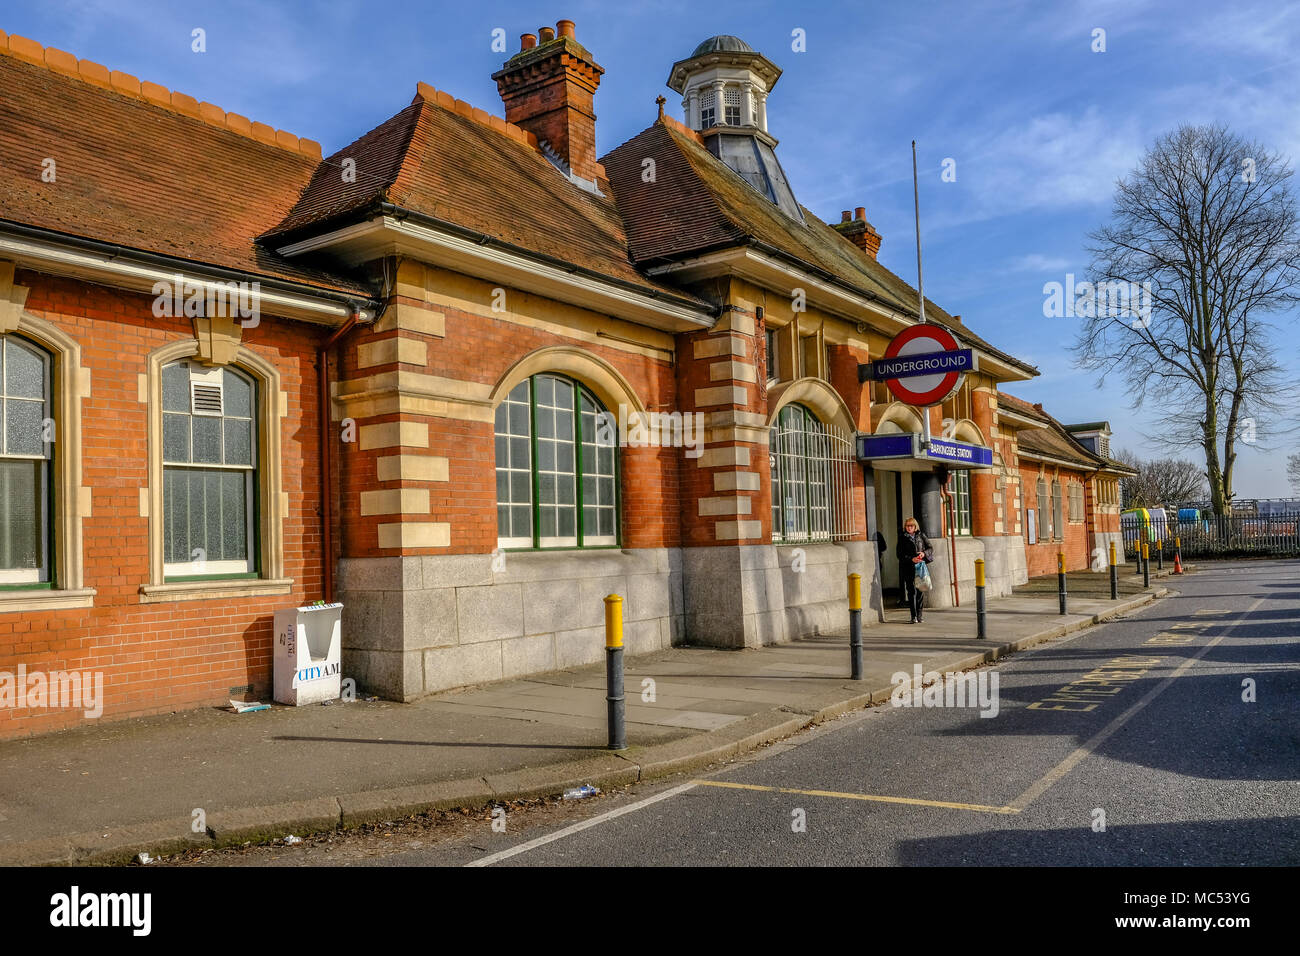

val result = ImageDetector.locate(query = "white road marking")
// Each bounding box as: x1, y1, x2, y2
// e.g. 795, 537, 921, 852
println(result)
1009, 596, 1266, 810
465, 782, 699, 866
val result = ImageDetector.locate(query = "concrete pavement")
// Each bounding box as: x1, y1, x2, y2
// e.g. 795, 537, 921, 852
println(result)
0, 568, 1179, 865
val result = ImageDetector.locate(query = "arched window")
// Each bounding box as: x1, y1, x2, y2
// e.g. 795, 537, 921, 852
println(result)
771, 403, 854, 544
0, 334, 51, 584
161, 360, 257, 577
494, 374, 618, 549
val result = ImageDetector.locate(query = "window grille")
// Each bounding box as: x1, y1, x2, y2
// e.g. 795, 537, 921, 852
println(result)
770, 404, 858, 544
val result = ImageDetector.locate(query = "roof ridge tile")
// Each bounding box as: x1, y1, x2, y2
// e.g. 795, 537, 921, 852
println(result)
412, 81, 539, 151
0, 32, 322, 160
657, 112, 703, 146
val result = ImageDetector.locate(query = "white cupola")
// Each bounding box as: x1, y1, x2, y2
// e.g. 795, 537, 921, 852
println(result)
666, 36, 803, 222
667, 35, 781, 134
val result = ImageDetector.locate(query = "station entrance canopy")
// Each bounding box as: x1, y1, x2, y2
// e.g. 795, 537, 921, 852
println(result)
855, 432, 993, 472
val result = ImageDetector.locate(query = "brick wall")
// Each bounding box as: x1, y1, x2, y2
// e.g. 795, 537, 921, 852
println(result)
1017, 460, 1093, 576
0, 271, 327, 738
336, 279, 682, 559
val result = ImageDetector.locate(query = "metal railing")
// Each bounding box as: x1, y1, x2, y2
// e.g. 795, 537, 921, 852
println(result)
1122, 513, 1300, 558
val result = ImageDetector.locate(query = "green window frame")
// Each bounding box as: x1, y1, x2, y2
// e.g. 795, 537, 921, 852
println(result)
494, 374, 619, 550
161, 360, 259, 579
951, 469, 972, 536
0, 334, 53, 589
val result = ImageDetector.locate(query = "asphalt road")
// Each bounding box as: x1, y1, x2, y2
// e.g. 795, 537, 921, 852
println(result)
177, 559, 1299, 867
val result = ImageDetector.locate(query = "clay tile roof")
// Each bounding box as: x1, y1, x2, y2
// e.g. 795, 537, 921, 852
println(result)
1001, 391, 1135, 474
0, 47, 368, 296
1016, 423, 1098, 468
266, 94, 707, 308
997, 391, 1052, 423
602, 121, 1037, 377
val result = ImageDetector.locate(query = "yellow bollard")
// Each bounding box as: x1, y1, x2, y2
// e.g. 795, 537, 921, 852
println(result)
604, 594, 623, 648
1057, 551, 1067, 615
1108, 540, 1118, 599
974, 558, 986, 589
847, 573, 863, 679
974, 559, 987, 639
603, 594, 625, 750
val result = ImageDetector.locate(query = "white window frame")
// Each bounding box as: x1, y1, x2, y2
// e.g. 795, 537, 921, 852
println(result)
724, 87, 741, 126
161, 361, 258, 578
140, 339, 290, 604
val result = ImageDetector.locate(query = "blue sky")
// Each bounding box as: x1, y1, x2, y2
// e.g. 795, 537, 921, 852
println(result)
9, 0, 1300, 496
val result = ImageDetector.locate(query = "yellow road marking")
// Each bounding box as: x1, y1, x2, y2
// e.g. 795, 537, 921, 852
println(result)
689, 779, 1020, 815
1007, 597, 1265, 811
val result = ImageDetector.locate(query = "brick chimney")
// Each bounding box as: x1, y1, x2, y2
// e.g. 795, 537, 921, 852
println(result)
832, 207, 883, 259
492, 19, 605, 183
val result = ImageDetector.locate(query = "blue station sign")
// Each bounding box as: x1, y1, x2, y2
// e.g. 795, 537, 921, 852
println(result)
923, 438, 994, 467
856, 433, 918, 460
856, 432, 993, 470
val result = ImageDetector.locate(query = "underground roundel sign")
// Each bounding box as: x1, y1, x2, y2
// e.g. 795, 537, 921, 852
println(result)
878, 324, 973, 406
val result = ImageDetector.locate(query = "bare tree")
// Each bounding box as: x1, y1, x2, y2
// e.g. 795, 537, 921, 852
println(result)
1288, 452, 1300, 495
1114, 448, 1207, 508
1074, 125, 1300, 515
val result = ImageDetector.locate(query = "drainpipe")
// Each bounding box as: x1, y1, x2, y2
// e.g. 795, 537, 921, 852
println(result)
318, 308, 362, 602
1082, 465, 1103, 560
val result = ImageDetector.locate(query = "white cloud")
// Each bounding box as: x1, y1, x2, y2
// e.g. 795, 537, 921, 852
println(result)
1007, 253, 1072, 273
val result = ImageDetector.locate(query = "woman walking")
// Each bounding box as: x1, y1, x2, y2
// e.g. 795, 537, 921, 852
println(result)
897, 516, 934, 624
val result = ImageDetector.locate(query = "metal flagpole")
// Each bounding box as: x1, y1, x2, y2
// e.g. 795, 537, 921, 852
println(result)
912, 140, 926, 327
912, 140, 931, 449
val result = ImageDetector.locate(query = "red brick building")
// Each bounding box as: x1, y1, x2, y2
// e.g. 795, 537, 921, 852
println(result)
0, 24, 1125, 738
997, 394, 1131, 576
